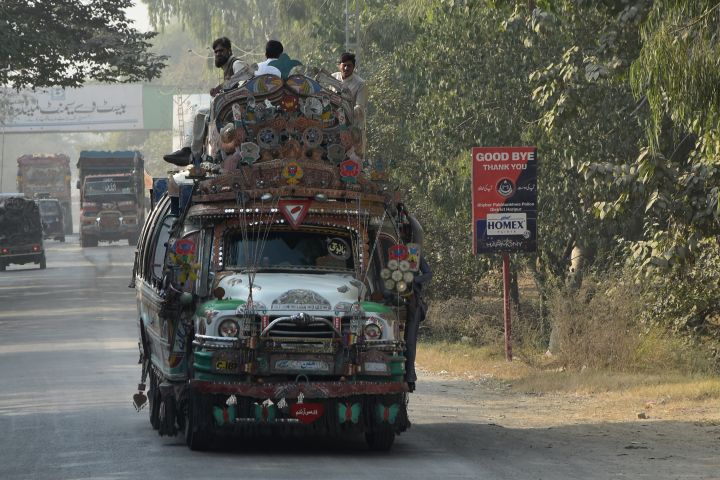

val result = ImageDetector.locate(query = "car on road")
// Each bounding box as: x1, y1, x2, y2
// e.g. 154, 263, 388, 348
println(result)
37, 198, 66, 242
0, 195, 46, 271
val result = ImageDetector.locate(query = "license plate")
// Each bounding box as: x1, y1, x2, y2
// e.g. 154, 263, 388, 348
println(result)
274, 359, 330, 372
363, 361, 388, 373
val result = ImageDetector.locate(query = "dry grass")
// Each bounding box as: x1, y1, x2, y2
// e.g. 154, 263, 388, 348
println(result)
417, 269, 720, 423
418, 266, 720, 419
418, 340, 720, 403
547, 276, 643, 370
512, 369, 720, 399
416, 340, 534, 382
628, 377, 720, 402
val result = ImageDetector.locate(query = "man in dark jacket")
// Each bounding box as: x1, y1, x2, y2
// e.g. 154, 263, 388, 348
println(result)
210, 37, 244, 96
404, 254, 431, 391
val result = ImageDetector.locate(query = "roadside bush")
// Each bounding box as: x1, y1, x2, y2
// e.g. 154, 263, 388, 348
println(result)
425, 296, 504, 345
638, 240, 720, 372
547, 270, 718, 374
425, 287, 544, 354
548, 272, 643, 370
422, 267, 718, 376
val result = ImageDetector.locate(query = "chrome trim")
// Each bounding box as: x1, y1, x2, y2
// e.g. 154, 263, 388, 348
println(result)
261, 313, 341, 338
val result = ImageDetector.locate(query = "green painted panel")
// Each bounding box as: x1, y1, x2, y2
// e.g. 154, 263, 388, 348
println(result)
360, 301, 392, 314
142, 85, 174, 130
389, 356, 406, 375
194, 351, 214, 372
196, 299, 246, 316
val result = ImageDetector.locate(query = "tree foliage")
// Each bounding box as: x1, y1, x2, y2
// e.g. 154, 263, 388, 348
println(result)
622, 0, 720, 264
135, 0, 720, 350
0, 0, 167, 90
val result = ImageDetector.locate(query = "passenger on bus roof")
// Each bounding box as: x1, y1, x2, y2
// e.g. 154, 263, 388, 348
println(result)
254, 40, 283, 77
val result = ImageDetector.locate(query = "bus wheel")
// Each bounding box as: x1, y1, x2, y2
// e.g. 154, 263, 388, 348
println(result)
365, 425, 395, 451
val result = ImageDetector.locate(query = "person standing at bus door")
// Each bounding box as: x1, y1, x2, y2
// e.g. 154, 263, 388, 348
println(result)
404, 255, 432, 392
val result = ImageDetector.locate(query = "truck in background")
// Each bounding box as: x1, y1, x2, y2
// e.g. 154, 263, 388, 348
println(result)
77, 150, 145, 247
16, 154, 73, 234
0, 195, 46, 271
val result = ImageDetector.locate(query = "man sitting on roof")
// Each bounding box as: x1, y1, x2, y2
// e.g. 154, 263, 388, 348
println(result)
254, 40, 283, 77
165, 36, 248, 167
210, 37, 245, 97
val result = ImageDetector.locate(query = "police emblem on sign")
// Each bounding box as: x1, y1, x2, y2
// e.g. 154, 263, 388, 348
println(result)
496, 178, 515, 197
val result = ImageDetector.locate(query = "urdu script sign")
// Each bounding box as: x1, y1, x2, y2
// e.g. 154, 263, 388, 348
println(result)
472, 146, 538, 254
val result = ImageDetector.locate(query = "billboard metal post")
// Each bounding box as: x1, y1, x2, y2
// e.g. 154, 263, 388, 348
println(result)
502, 252, 513, 361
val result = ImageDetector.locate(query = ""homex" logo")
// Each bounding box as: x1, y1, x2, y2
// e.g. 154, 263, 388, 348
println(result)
486, 213, 527, 236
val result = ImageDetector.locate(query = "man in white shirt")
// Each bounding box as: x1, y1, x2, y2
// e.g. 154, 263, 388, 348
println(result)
332, 52, 368, 112
254, 40, 283, 77
332, 52, 368, 154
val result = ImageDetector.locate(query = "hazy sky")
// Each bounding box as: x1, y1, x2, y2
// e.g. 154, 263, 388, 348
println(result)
125, 2, 151, 33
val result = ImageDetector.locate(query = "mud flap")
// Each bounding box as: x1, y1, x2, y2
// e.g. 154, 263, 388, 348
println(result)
158, 383, 178, 436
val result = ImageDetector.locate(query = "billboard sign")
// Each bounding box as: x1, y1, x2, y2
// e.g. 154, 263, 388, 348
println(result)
472, 146, 537, 254
172, 94, 211, 151
1, 85, 145, 132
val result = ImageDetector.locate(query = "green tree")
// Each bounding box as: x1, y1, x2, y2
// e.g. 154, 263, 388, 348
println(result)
369, 1, 649, 300
0, 0, 167, 90
526, 1, 650, 282
620, 1, 720, 338
625, 0, 720, 267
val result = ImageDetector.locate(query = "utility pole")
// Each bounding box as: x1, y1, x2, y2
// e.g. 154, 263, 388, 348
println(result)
344, 0, 361, 61
0, 126, 5, 192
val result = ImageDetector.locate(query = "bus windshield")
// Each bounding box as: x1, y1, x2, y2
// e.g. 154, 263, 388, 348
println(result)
225, 228, 355, 272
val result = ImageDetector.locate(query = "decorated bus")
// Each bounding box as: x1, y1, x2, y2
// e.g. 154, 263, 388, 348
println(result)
132, 54, 426, 451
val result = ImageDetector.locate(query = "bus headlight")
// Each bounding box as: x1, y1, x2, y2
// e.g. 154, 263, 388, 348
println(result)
364, 321, 382, 340
219, 318, 239, 337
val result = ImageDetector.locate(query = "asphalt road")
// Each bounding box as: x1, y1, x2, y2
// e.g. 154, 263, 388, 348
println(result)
0, 239, 718, 480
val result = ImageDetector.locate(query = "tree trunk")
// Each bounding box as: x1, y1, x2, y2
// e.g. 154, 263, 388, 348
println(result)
567, 244, 584, 290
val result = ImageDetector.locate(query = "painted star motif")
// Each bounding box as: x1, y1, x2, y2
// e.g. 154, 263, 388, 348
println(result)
269, 53, 303, 80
